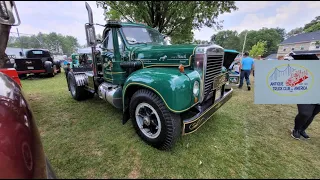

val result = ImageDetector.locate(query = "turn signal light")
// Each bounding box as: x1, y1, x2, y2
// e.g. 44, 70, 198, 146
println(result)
194, 97, 198, 103
179, 64, 184, 73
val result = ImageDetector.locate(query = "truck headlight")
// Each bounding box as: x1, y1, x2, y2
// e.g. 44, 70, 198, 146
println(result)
193, 81, 200, 96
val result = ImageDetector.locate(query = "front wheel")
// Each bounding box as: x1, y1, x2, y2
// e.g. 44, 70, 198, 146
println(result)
129, 89, 181, 150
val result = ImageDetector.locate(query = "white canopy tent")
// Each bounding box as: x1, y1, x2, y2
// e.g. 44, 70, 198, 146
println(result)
77, 47, 102, 54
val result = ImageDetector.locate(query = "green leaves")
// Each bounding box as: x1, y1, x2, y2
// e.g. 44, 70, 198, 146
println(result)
210, 28, 284, 56
304, 22, 320, 33
249, 41, 267, 58
211, 30, 240, 51
287, 16, 320, 37
96, 1, 237, 44
287, 27, 304, 38
7, 32, 79, 56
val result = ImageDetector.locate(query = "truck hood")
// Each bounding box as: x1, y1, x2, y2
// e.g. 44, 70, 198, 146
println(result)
223, 50, 240, 69
131, 44, 198, 67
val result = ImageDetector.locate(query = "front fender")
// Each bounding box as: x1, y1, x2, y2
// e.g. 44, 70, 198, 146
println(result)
123, 67, 199, 113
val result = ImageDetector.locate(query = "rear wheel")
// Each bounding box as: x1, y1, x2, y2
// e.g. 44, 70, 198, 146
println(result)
48, 65, 56, 77
67, 73, 94, 101
129, 89, 181, 150
18, 74, 27, 79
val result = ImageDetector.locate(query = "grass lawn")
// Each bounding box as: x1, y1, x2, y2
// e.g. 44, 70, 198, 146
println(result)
22, 72, 320, 178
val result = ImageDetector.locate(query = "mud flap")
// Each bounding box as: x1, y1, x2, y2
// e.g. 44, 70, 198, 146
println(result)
122, 107, 130, 125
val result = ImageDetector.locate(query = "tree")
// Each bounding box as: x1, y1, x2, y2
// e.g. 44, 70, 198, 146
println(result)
304, 22, 320, 33
303, 16, 320, 30
211, 30, 240, 50
238, 28, 282, 56
7, 32, 80, 56
287, 27, 304, 38
193, 39, 210, 45
97, 1, 238, 44
249, 41, 267, 58
274, 27, 286, 42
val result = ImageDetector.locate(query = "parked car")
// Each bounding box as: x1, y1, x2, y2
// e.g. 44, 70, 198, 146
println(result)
12, 49, 60, 78
0, 71, 57, 178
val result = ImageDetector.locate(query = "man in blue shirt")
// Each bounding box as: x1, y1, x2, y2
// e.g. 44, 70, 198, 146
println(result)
238, 52, 254, 91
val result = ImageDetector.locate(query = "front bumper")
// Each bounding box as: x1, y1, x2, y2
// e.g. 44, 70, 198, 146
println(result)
182, 87, 233, 135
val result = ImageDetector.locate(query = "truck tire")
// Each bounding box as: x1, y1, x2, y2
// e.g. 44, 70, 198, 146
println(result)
44, 61, 55, 77
67, 73, 94, 100
18, 74, 27, 79
129, 89, 181, 150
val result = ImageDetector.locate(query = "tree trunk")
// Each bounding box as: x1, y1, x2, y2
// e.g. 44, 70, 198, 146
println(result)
0, 24, 11, 68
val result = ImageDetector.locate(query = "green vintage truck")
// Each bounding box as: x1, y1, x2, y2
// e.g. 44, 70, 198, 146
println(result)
66, 2, 235, 150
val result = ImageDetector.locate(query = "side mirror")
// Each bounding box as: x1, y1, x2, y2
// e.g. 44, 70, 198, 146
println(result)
85, 24, 97, 46
19, 51, 23, 56
0, 1, 21, 26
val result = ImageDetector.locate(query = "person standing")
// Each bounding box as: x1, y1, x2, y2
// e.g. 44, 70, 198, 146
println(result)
238, 52, 254, 91
291, 104, 320, 139
233, 62, 240, 74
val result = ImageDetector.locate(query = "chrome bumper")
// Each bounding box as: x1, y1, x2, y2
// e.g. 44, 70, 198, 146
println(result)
182, 87, 233, 135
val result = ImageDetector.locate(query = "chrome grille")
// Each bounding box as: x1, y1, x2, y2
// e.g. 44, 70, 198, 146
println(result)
204, 54, 224, 95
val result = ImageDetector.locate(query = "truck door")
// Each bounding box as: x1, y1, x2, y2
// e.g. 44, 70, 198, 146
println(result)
103, 28, 126, 85
103, 29, 114, 82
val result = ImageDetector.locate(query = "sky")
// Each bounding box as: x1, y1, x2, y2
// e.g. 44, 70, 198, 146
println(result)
11, 1, 320, 45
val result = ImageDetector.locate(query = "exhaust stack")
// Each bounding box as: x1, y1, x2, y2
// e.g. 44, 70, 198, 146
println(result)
84, 1, 98, 77
85, 1, 93, 25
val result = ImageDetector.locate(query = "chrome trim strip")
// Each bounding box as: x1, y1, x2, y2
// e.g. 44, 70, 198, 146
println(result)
200, 53, 207, 103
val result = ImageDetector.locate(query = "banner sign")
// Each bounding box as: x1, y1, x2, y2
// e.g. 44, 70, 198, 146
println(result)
254, 60, 320, 104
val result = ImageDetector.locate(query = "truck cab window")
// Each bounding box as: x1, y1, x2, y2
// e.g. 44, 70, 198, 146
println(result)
117, 30, 124, 52
122, 26, 165, 45
105, 30, 114, 51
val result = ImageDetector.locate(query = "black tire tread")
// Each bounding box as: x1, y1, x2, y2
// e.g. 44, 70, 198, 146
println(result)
68, 73, 89, 101
130, 89, 181, 150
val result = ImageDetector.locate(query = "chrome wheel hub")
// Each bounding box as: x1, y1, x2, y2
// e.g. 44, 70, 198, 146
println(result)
135, 102, 161, 139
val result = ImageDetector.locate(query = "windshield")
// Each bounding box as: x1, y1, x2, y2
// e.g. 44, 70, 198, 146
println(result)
26, 50, 50, 58
122, 26, 165, 45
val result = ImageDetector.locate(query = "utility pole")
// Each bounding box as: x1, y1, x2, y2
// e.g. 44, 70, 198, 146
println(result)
241, 31, 248, 58
10, 31, 44, 48
16, 27, 24, 56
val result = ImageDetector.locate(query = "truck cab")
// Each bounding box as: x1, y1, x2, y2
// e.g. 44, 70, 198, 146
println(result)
66, 2, 234, 150
13, 49, 60, 78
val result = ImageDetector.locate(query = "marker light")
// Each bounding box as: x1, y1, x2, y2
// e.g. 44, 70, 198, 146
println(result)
179, 64, 184, 73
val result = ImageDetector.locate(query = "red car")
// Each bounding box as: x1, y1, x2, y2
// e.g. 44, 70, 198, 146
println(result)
0, 71, 56, 179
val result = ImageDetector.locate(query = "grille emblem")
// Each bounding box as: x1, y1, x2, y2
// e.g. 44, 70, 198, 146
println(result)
25, 61, 32, 64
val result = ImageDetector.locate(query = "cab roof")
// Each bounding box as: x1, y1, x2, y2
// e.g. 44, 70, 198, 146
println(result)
106, 20, 153, 29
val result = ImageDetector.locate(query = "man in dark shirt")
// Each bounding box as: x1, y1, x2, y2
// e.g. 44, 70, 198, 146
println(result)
65, 63, 71, 79
65, 63, 72, 91
291, 104, 320, 139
